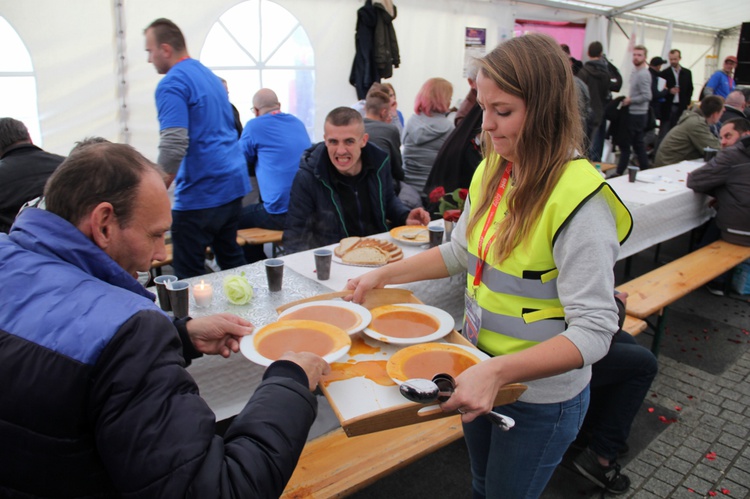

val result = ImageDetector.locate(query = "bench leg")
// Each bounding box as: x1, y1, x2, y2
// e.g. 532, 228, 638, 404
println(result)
651, 309, 667, 357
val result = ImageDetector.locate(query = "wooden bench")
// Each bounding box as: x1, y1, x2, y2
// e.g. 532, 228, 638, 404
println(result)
617, 240, 750, 355
236, 228, 284, 257
623, 315, 648, 336
150, 236, 248, 276
282, 416, 463, 498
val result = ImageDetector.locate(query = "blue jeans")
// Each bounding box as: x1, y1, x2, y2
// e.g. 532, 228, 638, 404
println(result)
171, 197, 246, 278
238, 203, 287, 263
588, 119, 607, 162
463, 389, 590, 498
617, 113, 650, 174
585, 331, 657, 461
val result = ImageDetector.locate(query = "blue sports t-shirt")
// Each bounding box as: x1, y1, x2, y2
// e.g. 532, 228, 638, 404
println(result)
155, 59, 249, 211
239, 112, 311, 214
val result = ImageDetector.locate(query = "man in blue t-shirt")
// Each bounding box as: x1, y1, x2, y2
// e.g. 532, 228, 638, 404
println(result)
144, 18, 249, 278
238, 88, 311, 262
704, 56, 737, 100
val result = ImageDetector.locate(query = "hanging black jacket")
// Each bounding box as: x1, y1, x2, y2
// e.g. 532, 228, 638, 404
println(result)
349, 0, 379, 99
372, 1, 400, 79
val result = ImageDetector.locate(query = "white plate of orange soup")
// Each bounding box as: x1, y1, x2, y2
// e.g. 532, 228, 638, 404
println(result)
278, 300, 372, 335
240, 320, 351, 366
362, 303, 454, 345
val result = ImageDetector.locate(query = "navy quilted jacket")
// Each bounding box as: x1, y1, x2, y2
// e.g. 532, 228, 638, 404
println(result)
0, 209, 317, 498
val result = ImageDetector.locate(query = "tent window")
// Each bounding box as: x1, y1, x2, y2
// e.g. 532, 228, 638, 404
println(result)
201, 0, 315, 139
0, 16, 41, 146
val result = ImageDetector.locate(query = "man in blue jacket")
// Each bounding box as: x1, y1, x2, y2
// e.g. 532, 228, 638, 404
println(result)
0, 140, 329, 498
284, 107, 429, 253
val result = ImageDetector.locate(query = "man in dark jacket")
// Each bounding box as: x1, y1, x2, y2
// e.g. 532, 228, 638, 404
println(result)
284, 107, 429, 253
0, 140, 329, 498
687, 135, 750, 247
578, 41, 613, 161
657, 49, 694, 143
0, 117, 65, 233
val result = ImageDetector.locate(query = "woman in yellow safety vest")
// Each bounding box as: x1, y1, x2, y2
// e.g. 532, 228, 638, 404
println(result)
346, 33, 632, 498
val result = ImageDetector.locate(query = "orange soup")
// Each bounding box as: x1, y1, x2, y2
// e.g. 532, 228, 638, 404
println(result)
257, 328, 334, 360
401, 350, 477, 380
370, 310, 438, 338
284, 305, 360, 331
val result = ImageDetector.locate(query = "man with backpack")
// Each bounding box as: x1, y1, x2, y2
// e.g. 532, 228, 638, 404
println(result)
579, 41, 622, 162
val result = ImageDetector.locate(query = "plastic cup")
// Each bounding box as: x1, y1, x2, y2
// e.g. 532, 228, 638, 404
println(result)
627, 166, 640, 183
314, 249, 333, 280
166, 280, 190, 319
704, 147, 718, 162
153, 274, 178, 311
429, 226, 445, 248
265, 259, 284, 292
444, 221, 454, 243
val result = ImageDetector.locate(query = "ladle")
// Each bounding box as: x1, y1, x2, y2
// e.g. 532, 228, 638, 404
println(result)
399, 374, 515, 431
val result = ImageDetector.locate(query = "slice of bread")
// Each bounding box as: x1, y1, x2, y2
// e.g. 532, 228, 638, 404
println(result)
342, 246, 390, 265
335, 237, 361, 257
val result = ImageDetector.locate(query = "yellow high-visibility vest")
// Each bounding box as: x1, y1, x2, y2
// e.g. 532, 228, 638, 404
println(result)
466, 158, 632, 356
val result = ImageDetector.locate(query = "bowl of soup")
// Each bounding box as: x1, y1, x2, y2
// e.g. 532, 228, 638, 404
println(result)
387, 342, 481, 384
240, 320, 351, 366
363, 304, 454, 345
278, 300, 371, 335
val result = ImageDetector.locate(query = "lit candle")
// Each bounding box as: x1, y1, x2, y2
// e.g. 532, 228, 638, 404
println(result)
193, 280, 213, 308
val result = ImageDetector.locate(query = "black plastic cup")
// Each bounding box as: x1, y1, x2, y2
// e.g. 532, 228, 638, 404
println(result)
428, 226, 444, 248
314, 249, 333, 280
167, 280, 190, 319
153, 274, 178, 311
704, 148, 718, 162
265, 258, 284, 292
627, 166, 640, 183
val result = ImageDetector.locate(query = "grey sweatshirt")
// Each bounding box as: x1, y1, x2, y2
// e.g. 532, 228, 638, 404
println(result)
628, 65, 653, 115
438, 191, 620, 404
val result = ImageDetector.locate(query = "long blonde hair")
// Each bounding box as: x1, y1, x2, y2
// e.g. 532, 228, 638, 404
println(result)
467, 33, 584, 262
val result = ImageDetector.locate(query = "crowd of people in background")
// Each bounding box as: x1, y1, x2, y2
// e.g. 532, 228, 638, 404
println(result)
1, 16, 749, 498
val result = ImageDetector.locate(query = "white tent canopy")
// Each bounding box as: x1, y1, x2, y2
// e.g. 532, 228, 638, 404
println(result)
1, 0, 747, 160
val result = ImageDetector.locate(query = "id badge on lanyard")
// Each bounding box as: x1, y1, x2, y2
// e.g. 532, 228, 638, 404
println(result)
460, 162, 513, 346
462, 290, 482, 345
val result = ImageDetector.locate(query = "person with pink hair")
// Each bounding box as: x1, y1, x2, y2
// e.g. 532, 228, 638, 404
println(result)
402, 77, 455, 194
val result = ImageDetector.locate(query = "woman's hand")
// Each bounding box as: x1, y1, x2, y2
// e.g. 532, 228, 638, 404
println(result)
344, 267, 391, 304
439, 358, 506, 423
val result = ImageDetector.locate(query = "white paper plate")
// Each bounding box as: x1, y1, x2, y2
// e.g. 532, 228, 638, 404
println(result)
278, 300, 372, 335
362, 303, 455, 345
240, 320, 351, 366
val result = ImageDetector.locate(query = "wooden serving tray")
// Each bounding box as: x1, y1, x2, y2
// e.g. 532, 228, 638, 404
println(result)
277, 289, 527, 437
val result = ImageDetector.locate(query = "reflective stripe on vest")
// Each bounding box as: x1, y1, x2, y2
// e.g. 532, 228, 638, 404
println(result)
466, 158, 632, 357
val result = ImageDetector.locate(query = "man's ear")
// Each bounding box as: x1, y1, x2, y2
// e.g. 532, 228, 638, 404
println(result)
86, 202, 117, 250
361, 132, 369, 147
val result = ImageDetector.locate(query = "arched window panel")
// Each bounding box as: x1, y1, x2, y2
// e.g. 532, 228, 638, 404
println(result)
0, 17, 41, 146
0, 17, 33, 72
265, 26, 314, 67
201, 0, 315, 140
202, 23, 257, 67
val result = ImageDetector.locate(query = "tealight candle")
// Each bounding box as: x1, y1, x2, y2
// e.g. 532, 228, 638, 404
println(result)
193, 280, 213, 308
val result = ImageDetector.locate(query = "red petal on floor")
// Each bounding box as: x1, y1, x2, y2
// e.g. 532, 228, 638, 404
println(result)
709, 491, 717, 497
658, 415, 667, 422
648, 407, 655, 413
721, 489, 730, 495
687, 395, 694, 399
705, 451, 717, 460
687, 488, 695, 493
675, 406, 682, 411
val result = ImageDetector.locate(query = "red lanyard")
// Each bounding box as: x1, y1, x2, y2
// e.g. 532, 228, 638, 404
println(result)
473, 162, 513, 288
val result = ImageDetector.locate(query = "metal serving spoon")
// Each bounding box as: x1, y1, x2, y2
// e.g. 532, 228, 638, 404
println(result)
399, 374, 515, 431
